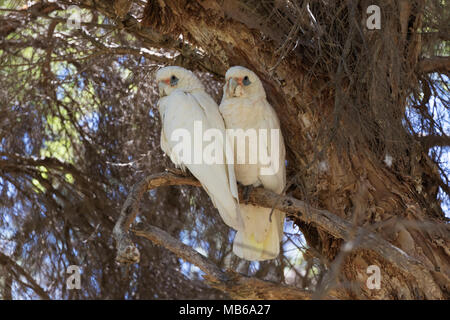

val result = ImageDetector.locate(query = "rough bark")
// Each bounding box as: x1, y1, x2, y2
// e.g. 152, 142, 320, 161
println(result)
89, 0, 450, 299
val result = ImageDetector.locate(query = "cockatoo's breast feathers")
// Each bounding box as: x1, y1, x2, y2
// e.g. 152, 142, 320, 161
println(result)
156, 66, 204, 97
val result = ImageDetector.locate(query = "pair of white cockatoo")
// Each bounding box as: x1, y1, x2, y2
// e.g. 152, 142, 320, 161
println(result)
156, 66, 286, 261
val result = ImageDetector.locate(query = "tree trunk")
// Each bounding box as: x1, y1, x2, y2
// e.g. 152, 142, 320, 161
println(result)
89, 0, 449, 299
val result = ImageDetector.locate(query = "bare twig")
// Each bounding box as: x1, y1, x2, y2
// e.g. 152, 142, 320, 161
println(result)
0, 252, 50, 300
0, 1, 62, 38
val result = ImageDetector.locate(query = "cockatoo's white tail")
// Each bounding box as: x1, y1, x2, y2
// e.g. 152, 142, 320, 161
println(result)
232, 204, 285, 261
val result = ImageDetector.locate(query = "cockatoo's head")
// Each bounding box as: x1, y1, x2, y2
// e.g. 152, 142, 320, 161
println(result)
156, 66, 205, 97
223, 66, 266, 100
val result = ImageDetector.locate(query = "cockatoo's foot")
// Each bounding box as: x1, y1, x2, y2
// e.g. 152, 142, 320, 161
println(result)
166, 167, 189, 177
242, 185, 254, 205
116, 238, 140, 264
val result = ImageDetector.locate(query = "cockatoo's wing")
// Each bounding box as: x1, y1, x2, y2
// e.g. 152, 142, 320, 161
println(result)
158, 96, 186, 171
257, 101, 286, 250
191, 91, 239, 200
159, 90, 243, 231
257, 100, 286, 194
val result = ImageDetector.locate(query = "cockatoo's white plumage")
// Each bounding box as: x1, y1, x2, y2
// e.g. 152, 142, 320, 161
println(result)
220, 66, 286, 261
156, 66, 243, 231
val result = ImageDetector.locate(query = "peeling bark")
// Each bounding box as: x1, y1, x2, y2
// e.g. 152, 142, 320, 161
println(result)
95, 0, 450, 299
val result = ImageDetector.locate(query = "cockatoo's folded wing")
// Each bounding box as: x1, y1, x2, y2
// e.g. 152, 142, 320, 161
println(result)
257, 100, 286, 195
191, 91, 239, 200
160, 90, 243, 231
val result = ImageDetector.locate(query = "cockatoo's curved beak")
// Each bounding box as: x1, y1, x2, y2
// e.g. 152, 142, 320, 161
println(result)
158, 81, 168, 97
227, 78, 239, 97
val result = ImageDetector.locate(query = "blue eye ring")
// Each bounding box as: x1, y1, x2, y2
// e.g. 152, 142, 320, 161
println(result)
243, 76, 251, 86
170, 75, 178, 86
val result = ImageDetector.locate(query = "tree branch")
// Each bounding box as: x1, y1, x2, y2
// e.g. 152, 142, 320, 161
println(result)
418, 134, 450, 148
418, 56, 450, 74
113, 171, 201, 264
133, 225, 328, 299
78, 0, 226, 77
0, 2, 62, 39
114, 171, 445, 299
0, 252, 50, 300
77, 29, 172, 64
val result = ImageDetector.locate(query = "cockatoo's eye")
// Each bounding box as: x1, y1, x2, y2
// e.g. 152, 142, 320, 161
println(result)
170, 75, 179, 86
243, 76, 251, 86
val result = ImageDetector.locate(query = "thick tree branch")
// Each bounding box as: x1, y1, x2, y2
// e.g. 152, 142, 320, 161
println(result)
133, 225, 327, 299
245, 187, 444, 299
418, 56, 450, 74
114, 171, 445, 299
418, 134, 450, 148
113, 171, 201, 264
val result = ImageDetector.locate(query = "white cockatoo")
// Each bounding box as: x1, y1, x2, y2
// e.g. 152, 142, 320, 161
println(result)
156, 66, 244, 231
219, 66, 286, 261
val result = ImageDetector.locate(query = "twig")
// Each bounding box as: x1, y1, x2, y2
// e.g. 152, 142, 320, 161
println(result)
0, 252, 50, 300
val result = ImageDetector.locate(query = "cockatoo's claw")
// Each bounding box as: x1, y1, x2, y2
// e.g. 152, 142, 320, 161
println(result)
116, 240, 140, 264
166, 167, 188, 177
